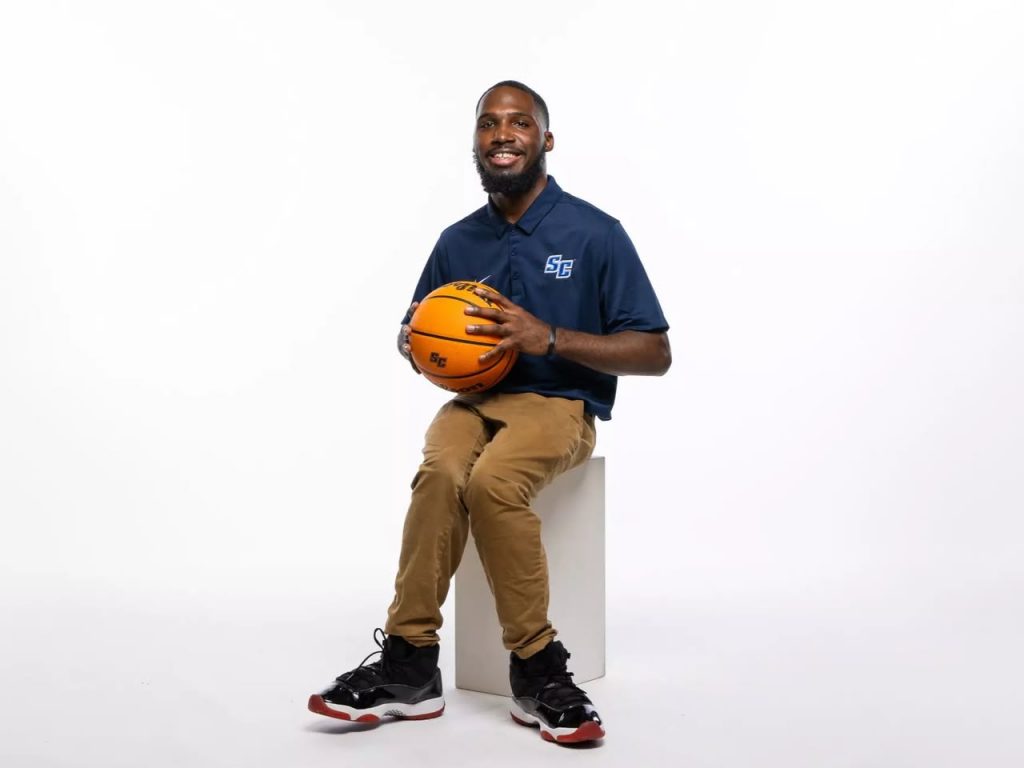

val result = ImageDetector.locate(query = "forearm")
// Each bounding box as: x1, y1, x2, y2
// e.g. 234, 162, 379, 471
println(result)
552, 328, 671, 376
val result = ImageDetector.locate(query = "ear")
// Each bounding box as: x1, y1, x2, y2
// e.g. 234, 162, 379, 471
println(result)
544, 131, 554, 152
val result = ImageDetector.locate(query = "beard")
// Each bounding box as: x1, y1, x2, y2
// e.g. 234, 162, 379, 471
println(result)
473, 149, 546, 197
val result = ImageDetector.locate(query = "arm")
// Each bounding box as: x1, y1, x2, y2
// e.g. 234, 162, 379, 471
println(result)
466, 288, 671, 376
547, 327, 671, 376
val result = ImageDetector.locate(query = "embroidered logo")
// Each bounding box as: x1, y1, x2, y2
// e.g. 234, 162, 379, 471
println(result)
544, 254, 574, 279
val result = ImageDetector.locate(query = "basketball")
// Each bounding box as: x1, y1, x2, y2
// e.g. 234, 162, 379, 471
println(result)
408, 281, 519, 394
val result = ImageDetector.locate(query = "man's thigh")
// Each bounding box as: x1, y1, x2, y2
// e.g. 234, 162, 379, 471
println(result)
418, 399, 493, 482
464, 393, 595, 496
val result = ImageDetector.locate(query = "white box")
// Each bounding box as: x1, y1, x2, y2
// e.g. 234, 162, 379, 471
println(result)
454, 456, 605, 696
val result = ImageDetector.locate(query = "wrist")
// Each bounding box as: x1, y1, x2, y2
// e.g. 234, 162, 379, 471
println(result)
546, 325, 558, 359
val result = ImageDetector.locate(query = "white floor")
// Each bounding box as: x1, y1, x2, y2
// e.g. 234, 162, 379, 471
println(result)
3, 576, 1022, 768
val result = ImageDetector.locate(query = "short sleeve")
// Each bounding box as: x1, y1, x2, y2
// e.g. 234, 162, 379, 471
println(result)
599, 222, 669, 334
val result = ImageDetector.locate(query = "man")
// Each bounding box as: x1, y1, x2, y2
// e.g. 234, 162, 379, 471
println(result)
308, 81, 670, 744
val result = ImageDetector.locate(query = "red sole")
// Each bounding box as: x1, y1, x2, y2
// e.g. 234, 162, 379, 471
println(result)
307, 695, 444, 723
510, 711, 605, 743
551, 720, 606, 743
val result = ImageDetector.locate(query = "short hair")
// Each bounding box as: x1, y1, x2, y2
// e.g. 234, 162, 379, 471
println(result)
476, 80, 550, 131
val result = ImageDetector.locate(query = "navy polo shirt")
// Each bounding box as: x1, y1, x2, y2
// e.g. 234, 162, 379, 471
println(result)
404, 176, 668, 420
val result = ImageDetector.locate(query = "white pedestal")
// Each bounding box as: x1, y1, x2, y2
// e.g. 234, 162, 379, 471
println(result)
454, 456, 605, 696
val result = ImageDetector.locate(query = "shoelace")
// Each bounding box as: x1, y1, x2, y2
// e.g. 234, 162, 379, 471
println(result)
335, 628, 390, 688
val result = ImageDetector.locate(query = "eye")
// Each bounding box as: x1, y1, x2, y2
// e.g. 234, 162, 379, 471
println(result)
514, 120, 530, 128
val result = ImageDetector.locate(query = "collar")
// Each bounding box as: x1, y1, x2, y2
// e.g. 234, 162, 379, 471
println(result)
484, 175, 563, 237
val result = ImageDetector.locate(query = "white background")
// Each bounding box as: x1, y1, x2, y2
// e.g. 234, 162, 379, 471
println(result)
1, 1, 1022, 766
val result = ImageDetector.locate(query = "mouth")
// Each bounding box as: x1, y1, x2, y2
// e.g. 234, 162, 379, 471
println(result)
487, 149, 524, 168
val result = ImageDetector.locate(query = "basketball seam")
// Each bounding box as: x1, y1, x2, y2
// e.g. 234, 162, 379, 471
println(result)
409, 329, 497, 348
423, 292, 501, 310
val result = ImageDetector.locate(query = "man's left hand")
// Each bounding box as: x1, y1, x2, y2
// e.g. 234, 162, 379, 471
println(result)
464, 287, 549, 362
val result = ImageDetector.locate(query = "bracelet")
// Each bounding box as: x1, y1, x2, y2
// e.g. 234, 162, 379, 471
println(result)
546, 325, 558, 358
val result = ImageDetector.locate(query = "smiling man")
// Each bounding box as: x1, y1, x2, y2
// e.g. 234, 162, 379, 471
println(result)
472, 85, 552, 201
308, 81, 671, 745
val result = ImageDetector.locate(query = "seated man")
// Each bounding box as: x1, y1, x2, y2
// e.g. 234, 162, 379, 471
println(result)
309, 80, 671, 744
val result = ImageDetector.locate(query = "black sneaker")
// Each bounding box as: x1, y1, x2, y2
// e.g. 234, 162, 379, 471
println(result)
509, 640, 605, 743
308, 628, 445, 723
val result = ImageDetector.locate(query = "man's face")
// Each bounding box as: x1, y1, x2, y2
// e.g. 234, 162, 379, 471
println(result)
473, 86, 553, 197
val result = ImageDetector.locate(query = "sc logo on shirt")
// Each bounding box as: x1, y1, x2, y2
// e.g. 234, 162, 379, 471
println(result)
544, 254, 574, 279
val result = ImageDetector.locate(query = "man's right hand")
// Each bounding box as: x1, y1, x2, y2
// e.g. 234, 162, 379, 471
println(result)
397, 301, 420, 373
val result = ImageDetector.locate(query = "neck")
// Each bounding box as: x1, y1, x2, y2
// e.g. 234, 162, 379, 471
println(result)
490, 174, 549, 224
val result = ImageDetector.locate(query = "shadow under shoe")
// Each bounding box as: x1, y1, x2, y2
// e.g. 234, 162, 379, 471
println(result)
509, 640, 605, 743
308, 628, 444, 723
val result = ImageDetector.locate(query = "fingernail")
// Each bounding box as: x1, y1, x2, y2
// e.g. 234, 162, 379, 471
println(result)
466, 325, 477, 332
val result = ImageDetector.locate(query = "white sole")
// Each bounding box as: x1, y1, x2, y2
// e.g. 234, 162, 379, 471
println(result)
309, 694, 445, 722
509, 700, 605, 742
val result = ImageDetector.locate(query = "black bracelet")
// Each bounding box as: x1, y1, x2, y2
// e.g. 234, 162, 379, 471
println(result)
546, 325, 558, 358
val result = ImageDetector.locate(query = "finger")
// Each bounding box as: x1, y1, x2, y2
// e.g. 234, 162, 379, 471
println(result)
464, 305, 505, 322
471, 286, 498, 300
478, 342, 508, 364
471, 287, 515, 309
465, 322, 504, 336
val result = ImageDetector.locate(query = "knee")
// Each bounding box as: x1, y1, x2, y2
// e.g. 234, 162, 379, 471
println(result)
463, 462, 531, 515
411, 448, 469, 496
464, 467, 541, 547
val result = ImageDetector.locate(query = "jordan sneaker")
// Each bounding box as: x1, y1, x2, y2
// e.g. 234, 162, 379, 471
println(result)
509, 640, 605, 743
308, 628, 444, 723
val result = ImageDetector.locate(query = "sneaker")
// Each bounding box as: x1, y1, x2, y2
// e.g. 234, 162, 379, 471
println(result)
307, 628, 445, 723
509, 640, 605, 743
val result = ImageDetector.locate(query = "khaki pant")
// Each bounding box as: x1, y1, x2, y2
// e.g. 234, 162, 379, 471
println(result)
385, 392, 596, 659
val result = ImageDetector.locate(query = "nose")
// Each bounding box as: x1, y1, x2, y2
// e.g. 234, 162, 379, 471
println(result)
490, 119, 514, 144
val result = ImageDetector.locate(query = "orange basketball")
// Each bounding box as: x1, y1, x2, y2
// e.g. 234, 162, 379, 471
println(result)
408, 281, 518, 394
